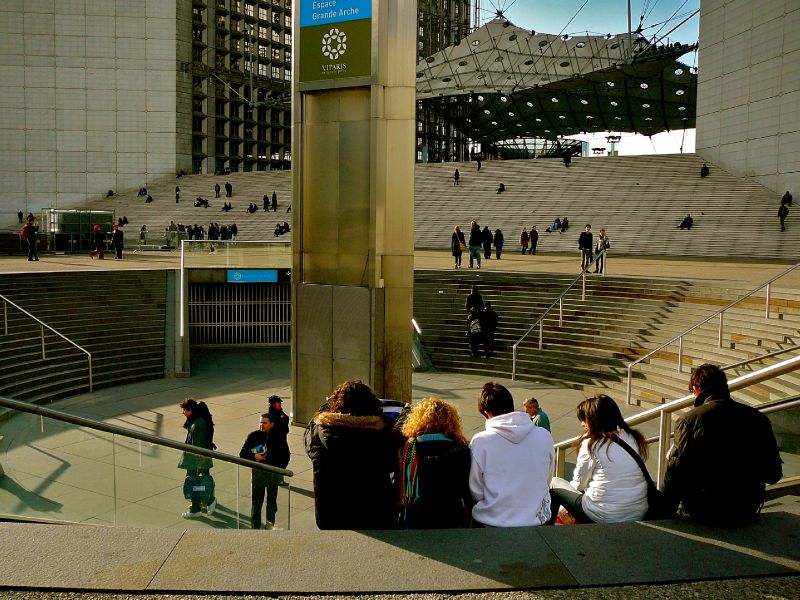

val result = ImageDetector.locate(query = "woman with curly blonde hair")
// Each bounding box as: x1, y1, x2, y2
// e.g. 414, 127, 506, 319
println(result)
399, 397, 471, 528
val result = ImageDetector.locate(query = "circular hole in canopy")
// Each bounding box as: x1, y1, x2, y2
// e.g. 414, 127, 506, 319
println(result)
576, 42, 586, 49
538, 40, 549, 47
676, 89, 685, 96
640, 83, 648, 89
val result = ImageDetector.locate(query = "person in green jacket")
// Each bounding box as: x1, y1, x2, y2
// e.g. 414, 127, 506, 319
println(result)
524, 397, 551, 432
178, 398, 217, 518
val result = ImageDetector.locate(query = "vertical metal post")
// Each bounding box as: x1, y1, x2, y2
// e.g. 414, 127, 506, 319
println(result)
538, 321, 543, 350
88, 355, 93, 392
765, 283, 771, 319
718, 312, 724, 347
626, 364, 633, 405
602, 251, 606, 276
559, 298, 563, 327
112, 433, 118, 527
3, 301, 7, 335
656, 411, 673, 489
138, 439, 142, 467
581, 272, 586, 301
180, 240, 186, 338
678, 336, 684, 373
555, 447, 566, 479
236, 465, 241, 529
287, 481, 292, 531
40, 325, 45, 358
512, 344, 517, 380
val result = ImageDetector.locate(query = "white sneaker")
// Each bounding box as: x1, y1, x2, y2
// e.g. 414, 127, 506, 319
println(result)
206, 498, 217, 516
182, 510, 202, 519
263, 520, 274, 530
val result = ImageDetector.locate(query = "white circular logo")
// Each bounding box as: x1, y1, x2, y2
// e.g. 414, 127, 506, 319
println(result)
322, 28, 347, 60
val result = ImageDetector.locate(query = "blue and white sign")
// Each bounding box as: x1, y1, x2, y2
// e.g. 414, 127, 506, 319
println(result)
227, 269, 279, 283
300, 0, 371, 28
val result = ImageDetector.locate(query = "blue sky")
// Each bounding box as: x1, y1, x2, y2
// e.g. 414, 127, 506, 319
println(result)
485, 0, 700, 45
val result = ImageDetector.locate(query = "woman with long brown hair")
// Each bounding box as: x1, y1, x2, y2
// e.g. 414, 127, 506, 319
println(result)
550, 394, 648, 524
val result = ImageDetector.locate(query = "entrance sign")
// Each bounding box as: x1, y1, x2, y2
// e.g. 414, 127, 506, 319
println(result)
299, 0, 371, 83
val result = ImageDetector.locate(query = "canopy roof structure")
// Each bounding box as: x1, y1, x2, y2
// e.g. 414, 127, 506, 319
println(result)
416, 17, 697, 142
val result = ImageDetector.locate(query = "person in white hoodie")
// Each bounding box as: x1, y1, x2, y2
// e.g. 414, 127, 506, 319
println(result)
469, 382, 555, 527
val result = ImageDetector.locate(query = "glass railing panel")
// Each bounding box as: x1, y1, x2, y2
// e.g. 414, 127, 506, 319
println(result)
233, 464, 291, 530
768, 405, 799, 482
182, 240, 291, 270
0, 413, 114, 525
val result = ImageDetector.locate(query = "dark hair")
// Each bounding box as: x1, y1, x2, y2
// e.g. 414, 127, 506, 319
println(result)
260, 412, 278, 423
478, 382, 514, 417
181, 398, 215, 444
325, 379, 382, 416
575, 394, 647, 457
689, 363, 729, 395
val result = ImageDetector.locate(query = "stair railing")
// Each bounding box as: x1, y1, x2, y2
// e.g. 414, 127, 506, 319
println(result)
1, 295, 92, 391
511, 251, 606, 380
555, 353, 800, 486
626, 260, 800, 405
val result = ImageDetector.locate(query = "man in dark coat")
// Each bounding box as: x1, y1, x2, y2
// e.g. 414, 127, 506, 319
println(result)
23, 216, 39, 261
271, 191, 278, 212
481, 226, 493, 259
480, 302, 499, 357
112, 224, 124, 259
239, 412, 290, 529
225, 181, 233, 197
663, 364, 782, 524
778, 204, 789, 231
578, 224, 593, 271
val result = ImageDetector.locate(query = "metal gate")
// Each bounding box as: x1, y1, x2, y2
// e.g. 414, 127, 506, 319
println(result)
188, 282, 290, 345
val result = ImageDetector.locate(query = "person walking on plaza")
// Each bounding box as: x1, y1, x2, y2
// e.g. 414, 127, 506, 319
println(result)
453, 169, 460, 186
781, 191, 792, 207
467, 307, 483, 358
523, 397, 550, 432
17, 210, 23, 225
214, 183, 220, 198
663, 364, 782, 524
493, 228, 504, 259
520, 227, 529, 255
239, 412, 290, 529
778, 203, 789, 231
480, 302, 498, 358
22, 216, 39, 261
469, 382, 555, 527
700, 163, 710, 178
225, 181, 233, 197
481, 226, 493, 260
465, 284, 484, 314
578, 224, 593, 272
112, 224, 124, 260
594, 228, 610, 273
468, 220, 482, 269
451, 225, 465, 268
89, 224, 105, 259
175, 186, 180, 204
178, 398, 217, 519
529, 225, 539, 255
272, 191, 278, 212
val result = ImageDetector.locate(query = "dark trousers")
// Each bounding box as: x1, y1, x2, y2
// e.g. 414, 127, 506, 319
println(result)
483, 243, 491, 259
530, 240, 537, 255
495, 246, 502, 259
251, 470, 283, 528
114, 244, 123, 259
27, 239, 38, 261
549, 477, 593, 524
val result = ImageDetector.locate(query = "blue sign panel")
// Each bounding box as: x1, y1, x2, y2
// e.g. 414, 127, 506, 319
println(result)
300, 0, 371, 28
227, 269, 278, 283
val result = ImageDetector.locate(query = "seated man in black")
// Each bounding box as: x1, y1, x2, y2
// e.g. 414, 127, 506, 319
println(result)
700, 163, 710, 178
678, 214, 693, 229
663, 364, 782, 524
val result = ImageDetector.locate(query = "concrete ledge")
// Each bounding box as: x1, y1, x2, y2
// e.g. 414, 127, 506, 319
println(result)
0, 502, 797, 594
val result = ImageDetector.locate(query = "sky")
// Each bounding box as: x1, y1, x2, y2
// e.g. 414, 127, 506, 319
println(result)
481, 0, 700, 155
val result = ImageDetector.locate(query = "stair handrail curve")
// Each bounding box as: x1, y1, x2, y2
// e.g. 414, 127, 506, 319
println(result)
1, 294, 93, 391
511, 250, 607, 380
555, 353, 800, 487
625, 260, 800, 404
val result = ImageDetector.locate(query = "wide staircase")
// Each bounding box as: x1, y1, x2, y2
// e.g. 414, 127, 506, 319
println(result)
415, 154, 793, 261
68, 154, 795, 261
0, 271, 167, 405
413, 269, 800, 406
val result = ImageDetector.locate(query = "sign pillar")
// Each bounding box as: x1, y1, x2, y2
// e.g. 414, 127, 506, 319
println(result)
291, 0, 416, 423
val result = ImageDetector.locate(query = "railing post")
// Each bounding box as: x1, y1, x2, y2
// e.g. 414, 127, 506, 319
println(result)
40, 324, 45, 358
3, 301, 7, 335
602, 251, 606, 276
539, 321, 543, 350
555, 446, 566, 479
626, 364, 633, 405
512, 344, 517, 380
88, 355, 93, 392
718, 312, 724, 347
656, 410, 673, 490
678, 335, 683, 373
765, 283, 771, 319
559, 298, 563, 327
581, 271, 586, 301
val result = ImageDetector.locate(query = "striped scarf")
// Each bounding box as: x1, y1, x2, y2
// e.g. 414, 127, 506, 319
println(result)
399, 433, 451, 526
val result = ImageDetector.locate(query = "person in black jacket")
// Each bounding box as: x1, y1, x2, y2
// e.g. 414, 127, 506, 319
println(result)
89, 224, 105, 259
112, 224, 124, 259
578, 224, 593, 272
240, 412, 291, 529
399, 397, 471, 528
481, 226, 493, 260
465, 285, 484, 314
304, 379, 398, 530
493, 229, 504, 259
23, 216, 39, 261
467, 220, 482, 269
178, 398, 217, 518
480, 302, 499, 357
451, 225, 465, 268
663, 364, 783, 524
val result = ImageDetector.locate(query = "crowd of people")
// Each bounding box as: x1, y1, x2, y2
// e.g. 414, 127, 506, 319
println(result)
297, 363, 780, 530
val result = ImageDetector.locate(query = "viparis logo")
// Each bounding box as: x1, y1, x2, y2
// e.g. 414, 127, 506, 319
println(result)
321, 28, 347, 60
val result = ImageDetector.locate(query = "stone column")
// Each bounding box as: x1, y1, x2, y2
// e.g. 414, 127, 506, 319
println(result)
291, 0, 416, 423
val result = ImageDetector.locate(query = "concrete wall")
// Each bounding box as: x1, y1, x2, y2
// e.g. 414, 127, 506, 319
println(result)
696, 0, 799, 196
0, 0, 179, 224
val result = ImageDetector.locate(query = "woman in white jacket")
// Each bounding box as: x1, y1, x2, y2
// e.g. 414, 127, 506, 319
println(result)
550, 394, 648, 524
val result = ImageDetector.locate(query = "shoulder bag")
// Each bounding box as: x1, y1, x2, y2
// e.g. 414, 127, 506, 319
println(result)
613, 437, 675, 520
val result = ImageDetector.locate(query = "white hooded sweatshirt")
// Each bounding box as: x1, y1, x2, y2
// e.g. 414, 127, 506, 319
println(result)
469, 411, 555, 527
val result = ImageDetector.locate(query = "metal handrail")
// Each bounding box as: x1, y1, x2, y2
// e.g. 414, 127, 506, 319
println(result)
625, 260, 800, 404
554, 353, 800, 487
1, 295, 93, 391
0, 395, 293, 477
511, 250, 606, 379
